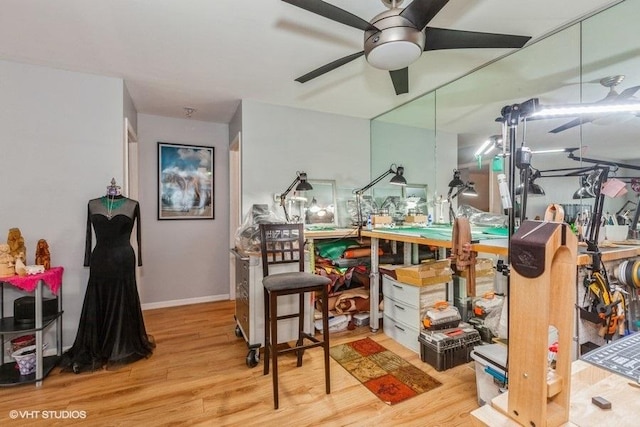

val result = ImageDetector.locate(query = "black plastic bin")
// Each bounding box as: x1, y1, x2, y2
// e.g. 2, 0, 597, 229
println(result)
419, 324, 482, 371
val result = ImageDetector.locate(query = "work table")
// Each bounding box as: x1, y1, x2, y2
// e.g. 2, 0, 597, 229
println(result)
359, 226, 640, 332
360, 225, 509, 332
576, 243, 640, 266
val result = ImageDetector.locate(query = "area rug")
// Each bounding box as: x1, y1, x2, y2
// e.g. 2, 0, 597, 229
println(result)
330, 337, 442, 405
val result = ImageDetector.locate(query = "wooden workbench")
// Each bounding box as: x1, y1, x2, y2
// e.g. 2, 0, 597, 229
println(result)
361, 226, 509, 331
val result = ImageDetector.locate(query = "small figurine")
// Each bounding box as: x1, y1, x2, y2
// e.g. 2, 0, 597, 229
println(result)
14, 254, 27, 277
7, 228, 26, 264
0, 243, 15, 277
35, 239, 51, 270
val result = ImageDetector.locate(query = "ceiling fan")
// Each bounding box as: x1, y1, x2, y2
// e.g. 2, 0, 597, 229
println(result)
282, 0, 531, 95
550, 75, 640, 133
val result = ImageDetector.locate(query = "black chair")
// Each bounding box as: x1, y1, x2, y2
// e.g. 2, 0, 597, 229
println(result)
259, 223, 331, 409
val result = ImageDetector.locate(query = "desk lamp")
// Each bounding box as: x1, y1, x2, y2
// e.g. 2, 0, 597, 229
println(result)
572, 175, 595, 199
447, 169, 477, 224
515, 167, 545, 197
280, 171, 313, 222
354, 164, 406, 236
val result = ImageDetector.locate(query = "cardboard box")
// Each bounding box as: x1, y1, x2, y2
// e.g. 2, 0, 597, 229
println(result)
395, 260, 452, 286
459, 258, 495, 279
404, 214, 427, 223
395, 270, 452, 286
371, 215, 393, 225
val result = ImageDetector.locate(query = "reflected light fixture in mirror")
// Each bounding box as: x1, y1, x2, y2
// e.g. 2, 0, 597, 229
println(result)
448, 169, 464, 188
515, 168, 545, 197
573, 175, 595, 199
475, 135, 503, 157
447, 170, 477, 223
516, 181, 546, 197
308, 197, 320, 213
462, 183, 478, 197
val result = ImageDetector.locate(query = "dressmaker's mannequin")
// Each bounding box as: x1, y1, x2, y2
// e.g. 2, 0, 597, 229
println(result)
62, 180, 154, 373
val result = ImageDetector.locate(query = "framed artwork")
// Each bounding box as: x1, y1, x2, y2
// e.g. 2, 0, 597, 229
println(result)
158, 142, 214, 220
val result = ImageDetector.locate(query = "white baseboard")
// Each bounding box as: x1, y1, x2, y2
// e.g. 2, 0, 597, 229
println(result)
141, 294, 230, 311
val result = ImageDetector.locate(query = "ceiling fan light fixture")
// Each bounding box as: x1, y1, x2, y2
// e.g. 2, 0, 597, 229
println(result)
366, 40, 422, 70
364, 11, 425, 71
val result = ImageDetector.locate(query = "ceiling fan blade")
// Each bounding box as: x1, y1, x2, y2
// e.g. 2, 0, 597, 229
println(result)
400, 0, 450, 31
389, 68, 409, 95
281, 0, 377, 32
550, 117, 589, 134
618, 85, 640, 99
424, 27, 531, 50
295, 51, 364, 83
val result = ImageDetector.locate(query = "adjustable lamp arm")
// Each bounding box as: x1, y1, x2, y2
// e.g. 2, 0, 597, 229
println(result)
354, 167, 401, 196
568, 151, 640, 171
280, 171, 311, 223
447, 183, 475, 224
354, 164, 405, 236
585, 167, 610, 257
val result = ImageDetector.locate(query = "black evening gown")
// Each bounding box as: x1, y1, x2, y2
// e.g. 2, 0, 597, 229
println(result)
62, 196, 155, 373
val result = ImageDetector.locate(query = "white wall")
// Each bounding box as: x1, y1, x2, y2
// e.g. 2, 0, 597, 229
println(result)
137, 114, 229, 306
240, 100, 371, 222
371, 121, 438, 215
0, 59, 124, 347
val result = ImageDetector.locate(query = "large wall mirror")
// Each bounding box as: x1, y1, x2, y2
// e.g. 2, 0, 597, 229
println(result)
371, 0, 639, 230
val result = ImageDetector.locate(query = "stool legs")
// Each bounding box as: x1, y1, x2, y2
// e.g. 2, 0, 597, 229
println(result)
321, 287, 330, 395
270, 291, 279, 409
263, 287, 270, 376
263, 287, 330, 410
296, 292, 305, 367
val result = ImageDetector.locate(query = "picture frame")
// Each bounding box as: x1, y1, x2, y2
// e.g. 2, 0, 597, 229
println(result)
158, 142, 214, 220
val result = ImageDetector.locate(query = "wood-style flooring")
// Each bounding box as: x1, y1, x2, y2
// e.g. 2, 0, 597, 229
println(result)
0, 301, 481, 426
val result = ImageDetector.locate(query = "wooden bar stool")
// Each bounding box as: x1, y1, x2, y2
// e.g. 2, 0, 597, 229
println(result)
259, 223, 331, 409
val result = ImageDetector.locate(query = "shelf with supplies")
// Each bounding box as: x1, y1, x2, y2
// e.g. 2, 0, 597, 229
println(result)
0, 267, 64, 387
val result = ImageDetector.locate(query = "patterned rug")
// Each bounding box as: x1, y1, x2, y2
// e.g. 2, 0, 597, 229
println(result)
330, 337, 442, 405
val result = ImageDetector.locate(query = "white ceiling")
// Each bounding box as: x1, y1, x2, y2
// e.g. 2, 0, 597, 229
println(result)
0, 0, 622, 124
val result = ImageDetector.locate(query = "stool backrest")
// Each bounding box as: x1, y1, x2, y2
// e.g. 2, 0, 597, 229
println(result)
259, 223, 305, 277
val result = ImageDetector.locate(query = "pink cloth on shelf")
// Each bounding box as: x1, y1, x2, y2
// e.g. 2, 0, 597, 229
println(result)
0, 266, 64, 294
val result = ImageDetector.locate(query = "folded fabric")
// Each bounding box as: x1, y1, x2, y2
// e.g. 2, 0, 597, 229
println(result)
334, 288, 370, 314
315, 239, 360, 259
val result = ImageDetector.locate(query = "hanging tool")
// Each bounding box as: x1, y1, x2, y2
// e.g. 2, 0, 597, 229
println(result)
587, 271, 621, 340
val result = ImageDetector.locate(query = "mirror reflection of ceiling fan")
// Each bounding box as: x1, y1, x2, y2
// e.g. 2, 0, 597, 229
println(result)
550, 75, 640, 133
282, 0, 531, 95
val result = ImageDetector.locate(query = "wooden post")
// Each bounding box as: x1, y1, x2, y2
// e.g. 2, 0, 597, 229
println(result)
507, 220, 577, 427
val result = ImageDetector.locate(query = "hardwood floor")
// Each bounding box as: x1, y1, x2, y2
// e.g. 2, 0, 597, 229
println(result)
0, 301, 481, 426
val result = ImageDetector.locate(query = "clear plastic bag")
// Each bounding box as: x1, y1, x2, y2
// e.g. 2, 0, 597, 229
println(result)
457, 204, 508, 228
234, 204, 286, 255
346, 196, 378, 226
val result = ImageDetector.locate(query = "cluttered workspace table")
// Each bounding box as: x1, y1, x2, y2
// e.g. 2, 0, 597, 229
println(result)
361, 224, 509, 332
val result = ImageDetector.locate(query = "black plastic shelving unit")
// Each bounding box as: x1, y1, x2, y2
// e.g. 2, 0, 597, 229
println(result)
0, 279, 63, 387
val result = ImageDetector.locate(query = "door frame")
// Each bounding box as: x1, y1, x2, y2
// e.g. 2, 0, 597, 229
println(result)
229, 131, 242, 299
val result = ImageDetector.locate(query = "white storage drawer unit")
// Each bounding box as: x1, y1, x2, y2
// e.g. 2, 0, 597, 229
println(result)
382, 274, 449, 354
